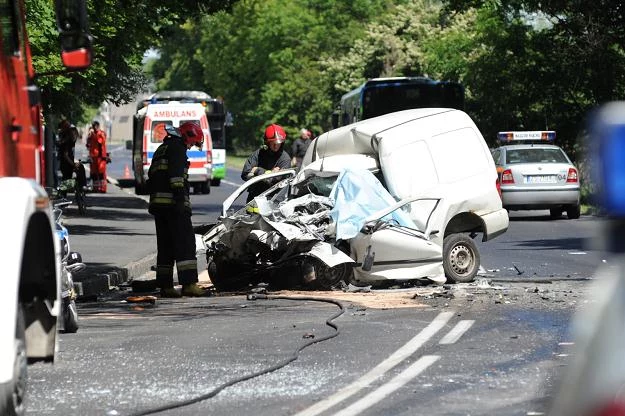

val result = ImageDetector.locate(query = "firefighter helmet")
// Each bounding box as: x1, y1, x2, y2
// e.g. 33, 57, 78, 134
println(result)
264, 124, 286, 144
179, 122, 204, 148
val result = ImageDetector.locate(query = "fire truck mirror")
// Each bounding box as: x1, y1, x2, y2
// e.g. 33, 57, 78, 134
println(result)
60, 33, 92, 70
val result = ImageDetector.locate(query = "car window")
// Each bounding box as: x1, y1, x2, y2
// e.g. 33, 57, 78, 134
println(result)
505, 148, 569, 164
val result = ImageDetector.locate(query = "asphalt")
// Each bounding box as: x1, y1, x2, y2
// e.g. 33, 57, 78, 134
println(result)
58, 177, 160, 298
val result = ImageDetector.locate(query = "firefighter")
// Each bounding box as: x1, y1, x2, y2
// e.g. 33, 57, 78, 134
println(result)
241, 124, 291, 202
148, 121, 206, 298
86, 120, 109, 193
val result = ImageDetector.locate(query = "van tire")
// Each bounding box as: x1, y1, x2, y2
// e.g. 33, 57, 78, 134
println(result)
211, 178, 221, 186
201, 181, 210, 194
207, 258, 249, 292
443, 234, 480, 283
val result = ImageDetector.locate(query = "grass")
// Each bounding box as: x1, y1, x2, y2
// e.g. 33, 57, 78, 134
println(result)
226, 154, 247, 171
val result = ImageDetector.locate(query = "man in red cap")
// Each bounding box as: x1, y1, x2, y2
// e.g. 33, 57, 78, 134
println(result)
241, 123, 292, 202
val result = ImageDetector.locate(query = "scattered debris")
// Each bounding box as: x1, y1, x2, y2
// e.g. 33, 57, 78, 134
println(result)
343, 283, 372, 293
125, 295, 157, 304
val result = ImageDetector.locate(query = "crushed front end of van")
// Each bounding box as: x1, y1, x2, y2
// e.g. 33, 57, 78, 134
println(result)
201, 156, 446, 292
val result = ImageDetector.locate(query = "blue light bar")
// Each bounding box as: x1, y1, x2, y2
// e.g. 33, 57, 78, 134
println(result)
590, 102, 625, 216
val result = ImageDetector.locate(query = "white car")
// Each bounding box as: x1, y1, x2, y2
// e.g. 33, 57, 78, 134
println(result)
491, 131, 581, 219
202, 108, 508, 289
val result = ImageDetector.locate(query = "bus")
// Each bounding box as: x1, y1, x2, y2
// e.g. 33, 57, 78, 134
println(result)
332, 77, 465, 128
136, 90, 228, 186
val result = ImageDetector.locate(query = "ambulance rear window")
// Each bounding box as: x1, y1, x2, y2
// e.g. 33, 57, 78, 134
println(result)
151, 121, 172, 143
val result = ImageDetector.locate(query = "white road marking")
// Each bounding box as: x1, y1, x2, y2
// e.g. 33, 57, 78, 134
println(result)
439, 320, 474, 345
332, 355, 441, 416
221, 179, 242, 187
293, 311, 454, 416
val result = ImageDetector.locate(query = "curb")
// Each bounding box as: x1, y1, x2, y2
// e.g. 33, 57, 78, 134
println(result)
73, 176, 156, 298
74, 252, 157, 298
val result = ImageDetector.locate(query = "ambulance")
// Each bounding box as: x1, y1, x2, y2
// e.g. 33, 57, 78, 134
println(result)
133, 102, 213, 194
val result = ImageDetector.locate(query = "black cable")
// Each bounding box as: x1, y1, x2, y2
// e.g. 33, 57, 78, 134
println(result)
126, 295, 345, 416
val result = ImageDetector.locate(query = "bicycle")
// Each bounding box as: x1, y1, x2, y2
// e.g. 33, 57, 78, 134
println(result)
51, 160, 88, 215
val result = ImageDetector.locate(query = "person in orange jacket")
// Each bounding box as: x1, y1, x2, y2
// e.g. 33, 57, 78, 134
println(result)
86, 120, 109, 193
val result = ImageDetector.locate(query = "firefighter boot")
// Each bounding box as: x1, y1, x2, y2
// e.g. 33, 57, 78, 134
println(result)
160, 287, 181, 298
181, 283, 206, 297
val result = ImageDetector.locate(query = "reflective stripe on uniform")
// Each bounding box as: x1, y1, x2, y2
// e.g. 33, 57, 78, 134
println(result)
150, 197, 175, 205
170, 177, 184, 188
177, 259, 197, 271
156, 265, 174, 278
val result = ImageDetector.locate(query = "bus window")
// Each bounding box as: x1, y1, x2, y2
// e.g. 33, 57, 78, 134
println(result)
337, 77, 465, 127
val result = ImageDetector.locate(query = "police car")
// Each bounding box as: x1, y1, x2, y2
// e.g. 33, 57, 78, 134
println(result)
491, 131, 581, 219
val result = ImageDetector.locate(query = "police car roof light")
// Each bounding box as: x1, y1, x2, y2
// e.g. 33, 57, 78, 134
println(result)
590, 103, 625, 216
498, 131, 556, 142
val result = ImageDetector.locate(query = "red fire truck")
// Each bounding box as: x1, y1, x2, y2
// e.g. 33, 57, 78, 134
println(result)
0, 1, 91, 413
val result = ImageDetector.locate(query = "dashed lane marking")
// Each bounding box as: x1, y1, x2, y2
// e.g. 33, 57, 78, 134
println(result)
293, 311, 454, 416
439, 320, 475, 345
333, 355, 441, 416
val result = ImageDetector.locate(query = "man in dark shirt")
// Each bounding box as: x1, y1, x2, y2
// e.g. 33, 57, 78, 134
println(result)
57, 119, 79, 181
291, 128, 312, 170
241, 124, 291, 202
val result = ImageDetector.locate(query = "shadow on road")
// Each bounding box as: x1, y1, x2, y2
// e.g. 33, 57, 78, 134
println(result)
509, 237, 588, 251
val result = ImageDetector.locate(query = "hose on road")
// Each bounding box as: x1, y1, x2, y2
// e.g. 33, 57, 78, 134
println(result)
126, 294, 345, 416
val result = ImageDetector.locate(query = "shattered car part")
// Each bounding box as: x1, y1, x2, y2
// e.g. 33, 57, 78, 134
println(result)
202, 163, 445, 291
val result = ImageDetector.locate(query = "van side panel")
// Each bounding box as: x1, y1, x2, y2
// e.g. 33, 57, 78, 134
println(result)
376, 110, 507, 244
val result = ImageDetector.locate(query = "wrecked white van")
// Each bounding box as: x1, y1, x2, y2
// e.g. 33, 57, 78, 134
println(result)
303, 108, 509, 282
201, 108, 508, 290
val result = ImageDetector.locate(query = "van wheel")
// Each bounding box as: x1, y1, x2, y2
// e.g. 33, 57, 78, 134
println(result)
567, 204, 581, 219
201, 181, 210, 194
211, 178, 221, 186
443, 234, 480, 283
0, 304, 27, 416
207, 257, 249, 292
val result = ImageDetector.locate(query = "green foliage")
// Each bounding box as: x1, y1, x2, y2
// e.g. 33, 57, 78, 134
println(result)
26, 0, 625, 161
150, 0, 390, 149
25, 0, 235, 122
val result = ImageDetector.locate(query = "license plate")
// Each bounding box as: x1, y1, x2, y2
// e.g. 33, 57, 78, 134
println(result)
525, 175, 557, 184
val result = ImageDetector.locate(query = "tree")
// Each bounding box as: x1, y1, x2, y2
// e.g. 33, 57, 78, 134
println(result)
25, 0, 236, 122
150, 0, 388, 149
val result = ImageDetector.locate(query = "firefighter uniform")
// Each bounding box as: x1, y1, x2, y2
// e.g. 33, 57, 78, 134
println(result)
148, 134, 199, 290
87, 123, 108, 193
